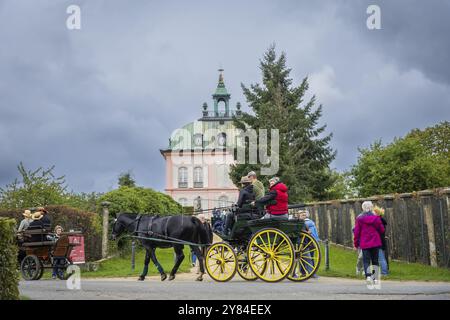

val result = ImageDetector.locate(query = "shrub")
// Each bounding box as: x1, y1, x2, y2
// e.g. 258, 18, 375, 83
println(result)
0, 217, 20, 300
98, 186, 182, 217
0, 205, 102, 262
98, 187, 182, 256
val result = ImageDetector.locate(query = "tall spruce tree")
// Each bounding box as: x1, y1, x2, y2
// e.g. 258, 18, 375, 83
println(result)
230, 45, 336, 202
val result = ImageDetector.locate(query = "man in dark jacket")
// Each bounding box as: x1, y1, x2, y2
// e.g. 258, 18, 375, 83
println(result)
28, 208, 52, 242
253, 177, 289, 220
236, 177, 255, 209
224, 176, 255, 235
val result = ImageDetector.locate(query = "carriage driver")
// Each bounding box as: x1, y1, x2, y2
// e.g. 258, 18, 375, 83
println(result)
223, 176, 256, 235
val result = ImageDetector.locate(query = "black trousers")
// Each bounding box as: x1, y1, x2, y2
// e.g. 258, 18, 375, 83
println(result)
362, 247, 380, 277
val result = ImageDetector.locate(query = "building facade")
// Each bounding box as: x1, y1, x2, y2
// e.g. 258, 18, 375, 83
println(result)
160, 70, 242, 214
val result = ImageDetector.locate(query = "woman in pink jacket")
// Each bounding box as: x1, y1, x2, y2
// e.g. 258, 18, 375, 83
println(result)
353, 201, 385, 284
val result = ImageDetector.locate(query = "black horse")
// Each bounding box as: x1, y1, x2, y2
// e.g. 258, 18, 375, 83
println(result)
111, 213, 213, 281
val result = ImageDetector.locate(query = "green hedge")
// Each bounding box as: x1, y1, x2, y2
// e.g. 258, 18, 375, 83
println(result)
98, 186, 182, 217
0, 217, 19, 300
0, 205, 102, 262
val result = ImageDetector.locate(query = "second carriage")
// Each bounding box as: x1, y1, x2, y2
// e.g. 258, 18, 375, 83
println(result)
17, 229, 82, 280
205, 207, 321, 282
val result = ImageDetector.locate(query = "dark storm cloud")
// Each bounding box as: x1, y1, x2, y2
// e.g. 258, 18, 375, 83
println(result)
335, 0, 450, 85
0, 0, 449, 193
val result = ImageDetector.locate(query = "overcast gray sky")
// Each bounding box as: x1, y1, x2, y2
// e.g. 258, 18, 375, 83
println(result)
0, 0, 449, 193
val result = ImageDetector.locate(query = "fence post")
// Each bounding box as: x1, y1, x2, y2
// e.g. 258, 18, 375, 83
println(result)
101, 201, 111, 259
325, 239, 330, 271
419, 190, 437, 267
442, 188, 450, 268
131, 240, 136, 270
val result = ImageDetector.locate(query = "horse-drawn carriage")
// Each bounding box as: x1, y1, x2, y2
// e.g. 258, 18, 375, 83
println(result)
111, 204, 320, 283
206, 206, 321, 282
17, 229, 82, 280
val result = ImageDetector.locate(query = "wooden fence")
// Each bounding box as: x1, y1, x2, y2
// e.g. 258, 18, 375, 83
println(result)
303, 187, 450, 268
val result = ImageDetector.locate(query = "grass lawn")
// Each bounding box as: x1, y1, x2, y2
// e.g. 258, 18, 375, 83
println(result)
82, 247, 193, 278
318, 244, 450, 282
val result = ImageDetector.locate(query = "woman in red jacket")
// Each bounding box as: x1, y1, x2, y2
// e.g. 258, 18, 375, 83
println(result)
254, 177, 289, 220
353, 201, 385, 285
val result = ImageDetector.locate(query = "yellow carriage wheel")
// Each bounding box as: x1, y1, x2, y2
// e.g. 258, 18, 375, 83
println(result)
247, 228, 294, 282
288, 231, 321, 282
205, 242, 237, 282
236, 247, 258, 281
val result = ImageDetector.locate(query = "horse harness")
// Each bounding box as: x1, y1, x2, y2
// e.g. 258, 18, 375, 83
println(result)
132, 214, 176, 243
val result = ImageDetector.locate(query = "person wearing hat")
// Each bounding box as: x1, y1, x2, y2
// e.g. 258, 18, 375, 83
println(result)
223, 176, 256, 235
236, 176, 255, 210
17, 209, 33, 232
247, 171, 265, 201
253, 177, 289, 220
28, 207, 51, 230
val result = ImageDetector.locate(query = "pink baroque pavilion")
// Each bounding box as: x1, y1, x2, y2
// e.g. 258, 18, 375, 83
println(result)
160, 70, 243, 215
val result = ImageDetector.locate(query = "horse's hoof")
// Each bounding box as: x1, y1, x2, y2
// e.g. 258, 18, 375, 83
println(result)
138, 276, 145, 281
196, 276, 203, 282
169, 274, 175, 281
161, 273, 167, 281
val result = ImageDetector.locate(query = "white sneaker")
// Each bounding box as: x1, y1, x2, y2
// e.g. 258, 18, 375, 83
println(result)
366, 276, 373, 286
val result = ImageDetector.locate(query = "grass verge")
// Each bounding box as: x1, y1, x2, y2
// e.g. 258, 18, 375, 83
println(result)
82, 247, 193, 278
318, 244, 450, 282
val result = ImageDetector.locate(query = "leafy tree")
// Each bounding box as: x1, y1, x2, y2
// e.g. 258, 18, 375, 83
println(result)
324, 170, 357, 200
0, 162, 67, 209
406, 121, 450, 159
351, 122, 450, 196
0, 163, 103, 211
64, 191, 102, 212
118, 171, 136, 188
98, 186, 182, 217
230, 45, 336, 202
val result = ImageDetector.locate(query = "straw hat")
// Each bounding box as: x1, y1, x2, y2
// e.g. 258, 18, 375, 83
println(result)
22, 210, 32, 218
36, 207, 48, 214
31, 211, 44, 220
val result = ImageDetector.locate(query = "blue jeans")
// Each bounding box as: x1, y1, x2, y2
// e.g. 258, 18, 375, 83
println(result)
378, 249, 389, 275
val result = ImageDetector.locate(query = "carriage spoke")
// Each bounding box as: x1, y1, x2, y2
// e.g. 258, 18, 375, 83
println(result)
252, 243, 269, 254
271, 233, 278, 251
257, 235, 270, 252
300, 258, 315, 269
300, 248, 317, 255
273, 239, 286, 253
297, 234, 306, 251
274, 259, 287, 274
298, 258, 307, 275
301, 240, 313, 250
266, 231, 271, 251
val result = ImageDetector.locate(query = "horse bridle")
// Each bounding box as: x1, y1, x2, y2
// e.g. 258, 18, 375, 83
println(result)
112, 214, 142, 237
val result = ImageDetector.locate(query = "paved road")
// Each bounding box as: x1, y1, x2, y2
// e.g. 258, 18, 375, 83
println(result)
19, 274, 450, 300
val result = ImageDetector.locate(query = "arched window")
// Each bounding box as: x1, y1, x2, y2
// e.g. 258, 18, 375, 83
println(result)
217, 100, 226, 116
218, 195, 228, 208
193, 167, 203, 188
178, 167, 188, 188
178, 198, 188, 207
